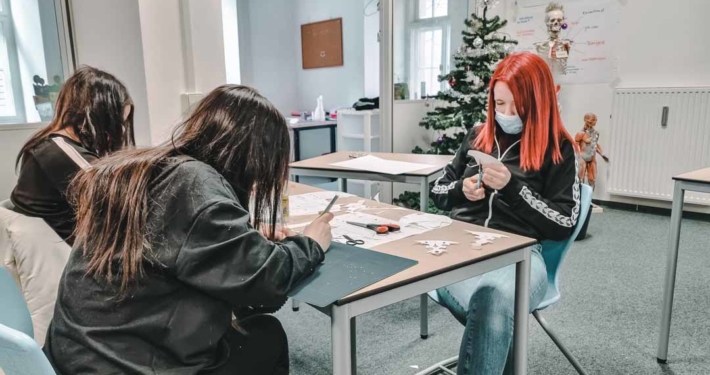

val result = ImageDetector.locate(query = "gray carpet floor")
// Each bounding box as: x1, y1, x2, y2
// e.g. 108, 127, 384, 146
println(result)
275, 208, 710, 374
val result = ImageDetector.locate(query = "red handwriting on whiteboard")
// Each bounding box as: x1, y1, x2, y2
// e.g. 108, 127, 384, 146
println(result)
587, 40, 605, 46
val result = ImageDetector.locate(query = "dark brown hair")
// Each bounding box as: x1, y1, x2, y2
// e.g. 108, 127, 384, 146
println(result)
70, 85, 290, 294
16, 66, 135, 167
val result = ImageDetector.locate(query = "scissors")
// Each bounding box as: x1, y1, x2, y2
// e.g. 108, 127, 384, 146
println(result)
346, 221, 401, 235
342, 235, 365, 246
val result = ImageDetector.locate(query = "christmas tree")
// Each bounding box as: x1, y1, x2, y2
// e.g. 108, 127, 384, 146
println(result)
394, 2, 517, 212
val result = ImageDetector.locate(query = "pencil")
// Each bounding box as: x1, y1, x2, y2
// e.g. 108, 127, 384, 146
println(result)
318, 195, 339, 217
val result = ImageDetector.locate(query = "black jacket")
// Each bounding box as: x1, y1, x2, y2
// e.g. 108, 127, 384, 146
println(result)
44, 158, 324, 374
430, 127, 581, 241
11, 135, 97, 244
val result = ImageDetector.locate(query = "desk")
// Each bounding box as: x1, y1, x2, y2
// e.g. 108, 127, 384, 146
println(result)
657, 167, 710, 363
289, 183, 536, 375
288, 120, 337, 162
289, 152, 453, 213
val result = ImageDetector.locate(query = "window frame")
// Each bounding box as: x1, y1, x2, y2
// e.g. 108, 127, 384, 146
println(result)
406, 0, 452, 99
0, 0, 27, 124
0, 0, 76, 128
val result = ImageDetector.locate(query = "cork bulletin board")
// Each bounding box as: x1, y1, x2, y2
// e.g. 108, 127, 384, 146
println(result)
301, 18, 343, 69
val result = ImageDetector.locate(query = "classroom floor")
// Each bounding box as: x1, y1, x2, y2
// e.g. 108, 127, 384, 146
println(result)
276, 208, 710, 375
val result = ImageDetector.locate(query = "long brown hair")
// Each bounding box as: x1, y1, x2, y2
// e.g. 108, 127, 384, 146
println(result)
16, 66, 135, 167
70, 85, 291, 294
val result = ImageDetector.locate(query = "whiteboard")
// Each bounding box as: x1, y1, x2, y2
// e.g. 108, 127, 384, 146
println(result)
511, 0, 620, 84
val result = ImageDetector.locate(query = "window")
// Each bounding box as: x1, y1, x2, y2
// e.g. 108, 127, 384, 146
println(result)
0, 0, 74, 126
392, 0, 453, 100
0, 0, 24, 123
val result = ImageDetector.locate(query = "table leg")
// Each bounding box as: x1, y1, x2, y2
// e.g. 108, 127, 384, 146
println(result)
351, 317, 357, 375
420, 294, 429, 339
514, 247, 531, 375
330, 125, 337, 154
332, 304, 352, 375
293, 129, 300, 183
657, 181, 685, 363
419, 177, 429, 213
339, 178, 348, 193
292, 299, 300, 311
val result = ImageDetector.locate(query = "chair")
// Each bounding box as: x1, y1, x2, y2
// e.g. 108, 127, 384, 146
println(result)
417, 184, 593, 375
0, 266, 57, 375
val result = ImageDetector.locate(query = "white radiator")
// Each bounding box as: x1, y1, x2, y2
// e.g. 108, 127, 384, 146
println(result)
608, 87, 710, 205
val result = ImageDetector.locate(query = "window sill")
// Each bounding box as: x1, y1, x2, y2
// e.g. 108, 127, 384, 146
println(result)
0, 122, 48, 132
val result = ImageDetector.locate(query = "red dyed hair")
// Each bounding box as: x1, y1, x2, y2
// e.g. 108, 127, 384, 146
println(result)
473, 52, 575, 171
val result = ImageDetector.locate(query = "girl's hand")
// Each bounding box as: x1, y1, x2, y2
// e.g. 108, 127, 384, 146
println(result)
463, 175, 486, 201
482, 164, 512, 190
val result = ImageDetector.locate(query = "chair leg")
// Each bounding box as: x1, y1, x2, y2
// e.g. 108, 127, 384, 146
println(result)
292, 299, 300, 311
420, 294, 429, 339
533, 310, 588, 375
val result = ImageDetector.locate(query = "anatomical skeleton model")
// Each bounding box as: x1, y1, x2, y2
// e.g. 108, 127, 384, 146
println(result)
534, 2, 572, 75
575, 113, 609, 190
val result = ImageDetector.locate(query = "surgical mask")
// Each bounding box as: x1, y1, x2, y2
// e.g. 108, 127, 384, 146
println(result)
495, 112, 524, 135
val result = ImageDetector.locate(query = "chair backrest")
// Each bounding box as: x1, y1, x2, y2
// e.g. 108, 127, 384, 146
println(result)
0, 200, 13, 210
0, 266, 33, 338
536, 184, 593, 310
0, 324, 56, 375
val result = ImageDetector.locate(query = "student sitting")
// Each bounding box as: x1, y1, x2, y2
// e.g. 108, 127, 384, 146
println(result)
430, 52, 580, 375
11, 66, 135, 245
43, 85, 333, 375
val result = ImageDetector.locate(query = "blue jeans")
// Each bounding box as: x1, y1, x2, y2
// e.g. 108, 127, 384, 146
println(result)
436, 244, 547, 375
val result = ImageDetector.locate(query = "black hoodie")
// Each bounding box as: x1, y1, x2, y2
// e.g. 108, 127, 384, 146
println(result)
430, 126, 580, 241
44, 158, 324, 374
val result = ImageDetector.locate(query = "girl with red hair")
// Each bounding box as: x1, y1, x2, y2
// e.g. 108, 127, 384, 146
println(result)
430, 52, 580, 374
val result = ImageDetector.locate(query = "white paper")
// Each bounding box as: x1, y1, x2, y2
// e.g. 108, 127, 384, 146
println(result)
288, 191, 353, 217
330, 212, 435, 249
399, 213, 453, 231
467, 150, 502, 167
465, 230, 509, 250
330, 155, 434, 175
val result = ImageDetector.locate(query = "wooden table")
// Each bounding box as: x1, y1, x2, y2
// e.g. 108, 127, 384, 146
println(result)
657, 167, 710, 363
289, 152, 453, 213
288, 183, 536, 375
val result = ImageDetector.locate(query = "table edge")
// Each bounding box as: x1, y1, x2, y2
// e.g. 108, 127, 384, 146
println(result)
333, 239, 538, 306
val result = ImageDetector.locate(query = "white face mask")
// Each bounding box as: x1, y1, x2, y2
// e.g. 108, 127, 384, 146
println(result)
495, 111, 524, 135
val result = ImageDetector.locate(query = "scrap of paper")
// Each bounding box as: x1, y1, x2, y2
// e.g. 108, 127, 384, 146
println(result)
416, 240, 460, 256
330, 155, 434, 175
467, 150, 503, 166
465, 230, 509, 250
399, 213, 453, 231
289, 191, 353, 216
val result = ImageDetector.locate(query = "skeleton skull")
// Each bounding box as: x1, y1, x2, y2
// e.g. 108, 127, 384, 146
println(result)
546, 9, 565, 37
584, 113, 598, 129
544, 3, 565, 39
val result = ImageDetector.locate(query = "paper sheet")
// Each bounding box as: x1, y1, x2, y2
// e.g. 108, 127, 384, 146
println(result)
288, 191, 354, 217
330, 212, 436, 249
330, 155, 434, 175
467, 150, 503, 166
399, 213, 453, 231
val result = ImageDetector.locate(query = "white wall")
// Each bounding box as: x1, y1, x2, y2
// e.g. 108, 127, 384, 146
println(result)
363, 0, 379, 98
239, 0, 370, 114
295, 0, 365, 111
71, 0, 152, 146
238, 0, 298, 114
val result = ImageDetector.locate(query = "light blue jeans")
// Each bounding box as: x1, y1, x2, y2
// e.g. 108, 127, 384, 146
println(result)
436, 244, 547, 375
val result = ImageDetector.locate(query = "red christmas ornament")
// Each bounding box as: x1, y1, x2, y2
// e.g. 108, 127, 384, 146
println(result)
449, 77, 456, 88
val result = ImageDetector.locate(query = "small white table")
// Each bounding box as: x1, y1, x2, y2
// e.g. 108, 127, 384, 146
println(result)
289, 152, 453, 213
657, 167, 710, 363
